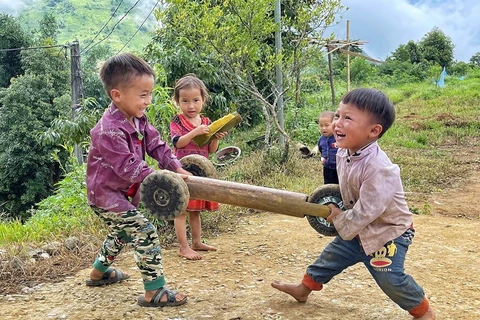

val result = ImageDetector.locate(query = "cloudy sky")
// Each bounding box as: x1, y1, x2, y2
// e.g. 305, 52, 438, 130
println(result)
331, 0, 480, 62
2, 0, 479, 62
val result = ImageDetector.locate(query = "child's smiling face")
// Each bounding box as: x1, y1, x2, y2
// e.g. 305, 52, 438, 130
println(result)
112, 74, 154, 123
332, 102, 382, 154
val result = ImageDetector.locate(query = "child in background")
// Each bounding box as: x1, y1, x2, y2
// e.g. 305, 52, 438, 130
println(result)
85, 53, 190, 307
170, 74, 227, 260
272, 88, 435, 319
317, 110, 339, 184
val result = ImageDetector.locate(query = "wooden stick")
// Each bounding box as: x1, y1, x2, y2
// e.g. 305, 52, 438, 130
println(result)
185, 175, 330, 219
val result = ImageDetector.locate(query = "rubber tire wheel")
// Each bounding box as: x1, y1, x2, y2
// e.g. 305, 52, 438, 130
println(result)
140, 170, 189, 220
306, 184, 344, 237
180, 154, 216, 178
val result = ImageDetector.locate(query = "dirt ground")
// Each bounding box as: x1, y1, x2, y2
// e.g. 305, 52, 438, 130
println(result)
1, 173, 479, 320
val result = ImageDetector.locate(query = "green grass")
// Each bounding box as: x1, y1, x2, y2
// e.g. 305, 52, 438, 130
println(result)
1, 73, 479, 248
18, 0, 154, 53
0, 164, 102, 244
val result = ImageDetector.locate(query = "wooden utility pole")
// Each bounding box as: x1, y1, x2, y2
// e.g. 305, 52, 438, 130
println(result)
327, 42, 335, 108
346, 20, 350, 91
274, 0, 285, 147
70, 40, 84, 164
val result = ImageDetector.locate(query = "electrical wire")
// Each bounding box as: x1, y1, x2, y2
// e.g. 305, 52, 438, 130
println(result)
80, 0, 125, 54
116, 0, 159, 55
82, 0, 142, 55
0, 44, 68, 53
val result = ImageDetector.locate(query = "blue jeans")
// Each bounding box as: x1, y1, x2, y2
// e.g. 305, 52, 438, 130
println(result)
306, 229, 425, 311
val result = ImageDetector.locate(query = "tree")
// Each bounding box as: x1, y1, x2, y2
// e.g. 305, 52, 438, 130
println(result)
390, 40, 423, 64
418, 27, 454, 68
0, 15, 70, 220
349, 58, 377, 84
0, 14, 30, 88
81, 44, 114, 109
147, 0, 343, 157
469, 52, 480, 67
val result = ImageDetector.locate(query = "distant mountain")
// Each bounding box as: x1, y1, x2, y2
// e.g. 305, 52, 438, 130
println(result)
5, 0, 159, 54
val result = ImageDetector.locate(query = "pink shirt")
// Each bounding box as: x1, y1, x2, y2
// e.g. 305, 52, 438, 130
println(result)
169, 115, 211, 160
86, 103, 182, 212
332, 141, 413, 255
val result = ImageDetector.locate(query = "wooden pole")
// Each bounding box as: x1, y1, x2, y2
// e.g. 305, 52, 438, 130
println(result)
346, 20, 350, 92
185, 175, 331, 219
327, 44, 335, 108
274, 0, 285, 147
70, 40, 84, 164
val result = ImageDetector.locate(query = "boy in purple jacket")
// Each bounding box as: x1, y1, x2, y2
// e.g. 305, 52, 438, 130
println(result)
85, 53, 190, 307
272, 88, 435, 319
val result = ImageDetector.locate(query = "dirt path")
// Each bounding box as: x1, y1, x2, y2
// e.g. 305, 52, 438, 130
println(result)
1, 175, 480, 320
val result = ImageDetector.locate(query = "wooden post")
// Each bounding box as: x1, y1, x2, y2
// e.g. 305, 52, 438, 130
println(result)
274, 0, 285, 147
327, 43, 335, 108
70, 40, 84, 164
346, 20, 350, 92
185, 175, 331, 219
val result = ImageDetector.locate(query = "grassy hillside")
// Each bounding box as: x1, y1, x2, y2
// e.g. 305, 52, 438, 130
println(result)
17, 0, 158, 53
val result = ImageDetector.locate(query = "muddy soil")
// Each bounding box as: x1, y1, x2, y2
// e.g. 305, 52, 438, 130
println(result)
1, 174, 479, 320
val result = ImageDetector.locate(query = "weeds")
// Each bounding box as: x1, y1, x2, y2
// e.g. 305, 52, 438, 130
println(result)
1, 76, 480, 293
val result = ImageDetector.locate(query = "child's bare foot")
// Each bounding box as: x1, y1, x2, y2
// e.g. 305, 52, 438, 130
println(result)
178, 247, 202, 260
413, 307, 435, 320
192, 242, 217, 252
271, 280, 311, 302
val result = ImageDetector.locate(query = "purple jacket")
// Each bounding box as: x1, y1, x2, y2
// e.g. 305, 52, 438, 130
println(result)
86, 103, 182, 212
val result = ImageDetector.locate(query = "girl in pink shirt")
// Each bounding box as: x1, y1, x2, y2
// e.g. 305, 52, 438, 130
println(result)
170, 74, 227, 260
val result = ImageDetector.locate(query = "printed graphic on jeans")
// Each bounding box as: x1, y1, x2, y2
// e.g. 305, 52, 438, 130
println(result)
369, 240, 397, 268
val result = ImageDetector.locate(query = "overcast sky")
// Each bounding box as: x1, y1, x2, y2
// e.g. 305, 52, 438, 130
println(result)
331, 0, 480, 62
2, 0, 479, 62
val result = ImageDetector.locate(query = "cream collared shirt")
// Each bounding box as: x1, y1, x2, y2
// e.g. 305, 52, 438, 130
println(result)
332, 141, 413, 255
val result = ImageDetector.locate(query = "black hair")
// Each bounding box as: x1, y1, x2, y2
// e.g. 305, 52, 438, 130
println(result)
99, 53, 155, 99
340, 88, 395, 138
319, 110, 335, 121
172, 73, 209, 104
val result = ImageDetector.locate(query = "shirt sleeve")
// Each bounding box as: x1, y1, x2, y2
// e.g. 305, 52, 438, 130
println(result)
145, 121, 182, 171
94, 127, 153, 184
170, 119, 182, 139
170, 119, 183, 147
318, 137, 327, 158
333, 164, 400, 240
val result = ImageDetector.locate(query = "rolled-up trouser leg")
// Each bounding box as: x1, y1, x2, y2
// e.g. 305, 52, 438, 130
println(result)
364, 229, 427, 317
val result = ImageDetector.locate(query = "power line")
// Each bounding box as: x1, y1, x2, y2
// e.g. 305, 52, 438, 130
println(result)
0, 44, 68, 53
80, 0, 125, 54
116, 0, 159, 55
82, 0, 142, 55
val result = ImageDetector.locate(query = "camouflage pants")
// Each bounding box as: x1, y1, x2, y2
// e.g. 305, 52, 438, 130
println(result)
92, 207, 164, 286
